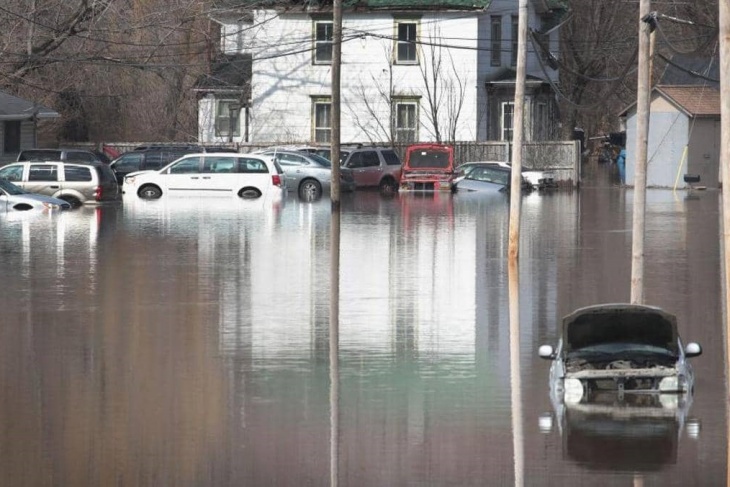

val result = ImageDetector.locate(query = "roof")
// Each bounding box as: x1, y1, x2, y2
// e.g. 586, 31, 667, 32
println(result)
0, 90, 60, 121
194, 53, 252, 100
618, 85, 720, 118
656, 85, 720, 116
485, 67, 549, 84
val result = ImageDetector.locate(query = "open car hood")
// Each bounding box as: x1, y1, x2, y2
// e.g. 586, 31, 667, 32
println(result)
561, 304, 679, 355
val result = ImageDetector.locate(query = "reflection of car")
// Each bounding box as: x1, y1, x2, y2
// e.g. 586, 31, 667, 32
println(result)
0, 178, 71, 211
17, 148, 111, 165
539, 303, 702, 404
257, 150, 356, 200
0, 161, 121, 208
400, 144, 456, 192
122, 153, 286, 200
540, 386, 698, 471
341, 146, 402, 193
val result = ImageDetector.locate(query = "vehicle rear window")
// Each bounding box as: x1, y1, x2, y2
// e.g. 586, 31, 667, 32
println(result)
408, 149, 451, 169
19, 150, 61, 162
362, 151, 380, 168
383, 150, 401, 166
238, 158, 269, 173
29, 165, 59, 181
64, 166, 93, 182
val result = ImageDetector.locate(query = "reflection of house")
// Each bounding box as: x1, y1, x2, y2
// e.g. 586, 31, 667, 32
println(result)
0, 90, 60, 164
620, 85, 720, 188
198, 0, 566, 145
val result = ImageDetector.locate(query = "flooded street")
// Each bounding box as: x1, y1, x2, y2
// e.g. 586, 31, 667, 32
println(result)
0, 165, 725, 486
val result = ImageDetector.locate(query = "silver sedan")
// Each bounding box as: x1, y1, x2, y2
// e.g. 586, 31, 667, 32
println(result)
0, 178, 71, 212
258, 150, 356, 200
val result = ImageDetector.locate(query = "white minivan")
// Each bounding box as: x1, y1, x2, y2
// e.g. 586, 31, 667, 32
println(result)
122, 153, 286, 200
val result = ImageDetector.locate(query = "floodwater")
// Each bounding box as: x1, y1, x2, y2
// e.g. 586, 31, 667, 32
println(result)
0, 164, 726, 486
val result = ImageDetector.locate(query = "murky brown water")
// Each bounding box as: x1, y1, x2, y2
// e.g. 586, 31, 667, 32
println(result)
0, 164, 725, 486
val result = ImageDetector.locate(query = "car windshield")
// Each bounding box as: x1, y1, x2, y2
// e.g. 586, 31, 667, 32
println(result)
0, 178, 26, 195
307, 154, 331, 168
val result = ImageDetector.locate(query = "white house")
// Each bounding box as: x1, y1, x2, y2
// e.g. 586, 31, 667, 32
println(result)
197, 0, 566, 146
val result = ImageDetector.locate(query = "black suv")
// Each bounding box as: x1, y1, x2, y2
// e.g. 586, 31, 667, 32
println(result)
109, 145, 204, 184
17, 148, 111, 165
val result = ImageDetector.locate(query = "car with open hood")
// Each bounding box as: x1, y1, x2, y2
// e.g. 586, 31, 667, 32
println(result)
400, 144, 456, 192
538, 303, 702, 405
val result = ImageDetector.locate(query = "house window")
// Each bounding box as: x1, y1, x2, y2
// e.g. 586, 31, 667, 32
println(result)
511, 15, 518, 66
312, 97, 332, 143
535, 102, 547, 140
215, 100, 240, 138
394, 99, 418, 143
501, 102, 514, 141
314, 21, 333, 64
491, 16, 502, 66
396, 21, 418, 64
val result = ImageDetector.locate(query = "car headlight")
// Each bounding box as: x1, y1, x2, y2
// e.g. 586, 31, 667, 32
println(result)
564, 378, 584, 404
42, 202, 60, 210
659, 375, 688, 393
125, 176, 135, 185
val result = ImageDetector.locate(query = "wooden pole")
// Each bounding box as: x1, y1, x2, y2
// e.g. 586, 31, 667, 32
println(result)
330, 0, 342, 206
630, 1, 652, 305
718, 1, 730, 485
509, 2, 527, 486
329, 207, 341, 487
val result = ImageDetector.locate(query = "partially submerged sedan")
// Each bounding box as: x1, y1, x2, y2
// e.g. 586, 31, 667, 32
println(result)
0, 178, 71, 212
538, 304, 702, 405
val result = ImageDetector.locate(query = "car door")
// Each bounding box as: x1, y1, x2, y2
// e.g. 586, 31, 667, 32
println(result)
344, 151, 367, 187
25, 164, 60, 197
359, 150, 382, 187
164, 156, 203, 192
0, 164, 27, 188
202, 155, 237, 192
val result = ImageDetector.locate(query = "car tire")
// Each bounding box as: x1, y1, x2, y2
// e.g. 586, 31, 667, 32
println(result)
299, 179, 322, 201
138, 185, 162, 200
58, 195, 82, 208
378, 177, 398, 195
238, 187, 262, 199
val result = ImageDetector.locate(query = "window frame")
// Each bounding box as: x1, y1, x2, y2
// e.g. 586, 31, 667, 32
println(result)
313, 20, 333, 64
393, 98, 419, 143
395, 20, 419, 65
215, 99, 241, 138
491, 16, 502, 67
312, 97, 332, 144
501, 101, 514, 141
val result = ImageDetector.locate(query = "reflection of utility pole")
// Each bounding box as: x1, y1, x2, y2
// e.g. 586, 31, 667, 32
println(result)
630, 2, 652, 305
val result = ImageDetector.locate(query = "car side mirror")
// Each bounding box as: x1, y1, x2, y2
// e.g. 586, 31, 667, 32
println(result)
538, 345, 555, 359
685, 342, 702, 358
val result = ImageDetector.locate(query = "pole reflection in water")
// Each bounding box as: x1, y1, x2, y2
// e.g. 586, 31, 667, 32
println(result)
508, 257, 523, 487
330, 205, 341, 487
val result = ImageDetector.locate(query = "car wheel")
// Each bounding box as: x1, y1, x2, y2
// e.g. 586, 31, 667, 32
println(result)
59, 195, 82, 208
238, 187, 262, 199
299, 179, 322, 201
379, 177, 398, 195
138, 185, 162, 200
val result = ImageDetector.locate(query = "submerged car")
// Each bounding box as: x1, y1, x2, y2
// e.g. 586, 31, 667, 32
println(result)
539, 303, 702, 405
400, 144, 456, 192
0, 178, 71, 212
456, 161, 551, 190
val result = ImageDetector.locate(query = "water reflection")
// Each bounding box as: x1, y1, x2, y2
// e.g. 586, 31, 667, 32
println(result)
0, 180, 725, 485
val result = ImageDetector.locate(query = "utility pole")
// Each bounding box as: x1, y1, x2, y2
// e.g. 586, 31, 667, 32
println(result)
630, 1, 652, 305
719, 0, 730, 411
508, 2, 527, 487
330, 0, 342, 206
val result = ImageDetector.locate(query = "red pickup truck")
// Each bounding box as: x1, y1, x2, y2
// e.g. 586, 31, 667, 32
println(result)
400, 143, 456, 192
